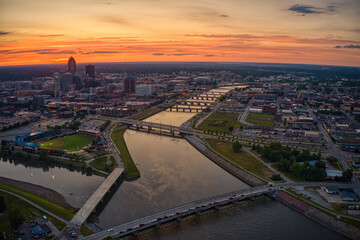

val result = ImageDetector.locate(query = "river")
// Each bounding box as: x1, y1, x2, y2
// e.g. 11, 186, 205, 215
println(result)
97, 111, 247, 227
96, 110, 347, 240
0, 109, 349, 239
0, 158, 104, 208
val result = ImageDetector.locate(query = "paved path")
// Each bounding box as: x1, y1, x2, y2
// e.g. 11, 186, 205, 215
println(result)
69, 167, 123, 227
195, 101, 223, 128
243, 147, 293, 183
0, 188, 69, 224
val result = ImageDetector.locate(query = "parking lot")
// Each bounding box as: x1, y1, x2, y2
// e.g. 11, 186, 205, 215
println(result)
79, 119, 105, 134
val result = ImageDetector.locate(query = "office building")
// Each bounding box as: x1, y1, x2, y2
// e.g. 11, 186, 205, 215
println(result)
61, 73, 73, 92
68, 56, 76, 74
124, 76, 136, 94
85, 65, 95, 78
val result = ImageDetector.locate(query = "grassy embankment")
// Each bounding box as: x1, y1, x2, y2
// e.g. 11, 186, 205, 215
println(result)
196, 112, 243, 134
206, 139, 274, 180
246, 113, 275, 127
80, 223, 95, 236
284, 188, 360, 229
90, 156, 118, 173
111, 125, 140, 179
0, 183, 74, 221
40, 134, 93, 152
0, 191, 66, 237
0, 182, 76, 235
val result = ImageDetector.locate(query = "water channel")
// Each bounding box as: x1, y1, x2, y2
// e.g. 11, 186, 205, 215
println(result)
0, 110, 348, 239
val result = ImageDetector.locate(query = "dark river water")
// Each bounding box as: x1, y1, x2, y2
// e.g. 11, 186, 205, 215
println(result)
0, 158, 104, 208
0, 110, 348, 239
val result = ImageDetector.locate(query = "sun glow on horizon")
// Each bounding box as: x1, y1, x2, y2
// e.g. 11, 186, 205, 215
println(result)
0, 0, 359, 66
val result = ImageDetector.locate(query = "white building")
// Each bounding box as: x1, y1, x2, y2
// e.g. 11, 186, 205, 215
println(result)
136, 85, 153, 95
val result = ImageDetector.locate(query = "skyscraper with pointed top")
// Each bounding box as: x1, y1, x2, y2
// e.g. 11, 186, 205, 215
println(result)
68, 56, 76, 74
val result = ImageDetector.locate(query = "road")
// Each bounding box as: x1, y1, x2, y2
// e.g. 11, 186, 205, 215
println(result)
104, 122, 124, 168
242, 147, 293, 183
308, 108, 353, 177
195, 101, 223, 128
238, 97, 254, 125
81, 186, 275, 240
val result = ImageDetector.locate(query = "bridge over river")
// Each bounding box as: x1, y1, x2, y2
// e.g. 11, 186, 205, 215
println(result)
118, 119, 198, 135
70, 167, 124, 227
81, 185, 276, 239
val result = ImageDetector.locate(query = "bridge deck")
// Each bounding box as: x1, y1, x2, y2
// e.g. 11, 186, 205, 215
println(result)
118, 119, 196, 135
81, 186, 274, 239
70, 167, 123, 227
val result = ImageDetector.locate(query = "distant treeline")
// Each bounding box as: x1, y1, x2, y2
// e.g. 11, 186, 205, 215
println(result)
1, 62, 359, 81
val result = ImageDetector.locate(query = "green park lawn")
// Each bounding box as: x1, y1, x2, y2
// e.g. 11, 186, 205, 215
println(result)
247, 113, 275, 120
246, 113, 275, 127
206, 139, 274, 180
40, 134, 93, 152
197, 112, 242, 133
90, 156, 117, 173
111, 125, 140, 179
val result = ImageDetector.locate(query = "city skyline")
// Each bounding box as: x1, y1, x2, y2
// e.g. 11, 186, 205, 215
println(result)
0, 0, 359, 67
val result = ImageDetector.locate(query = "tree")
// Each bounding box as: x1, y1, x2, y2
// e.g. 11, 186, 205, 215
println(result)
229, 126, 234, 132
343, 169, 353, 181
232, 141, 242, 153
8, 208, 24, 229
290, 162, 304, 178
0, 196, 5, 213
270, 174, 282, 181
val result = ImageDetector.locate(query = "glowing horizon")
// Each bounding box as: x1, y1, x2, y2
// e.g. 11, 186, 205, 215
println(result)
1, 0, 359, 67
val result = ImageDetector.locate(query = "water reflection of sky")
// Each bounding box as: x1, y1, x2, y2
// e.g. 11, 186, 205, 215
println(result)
98, 111, 247, 228
0, 158, 104, 207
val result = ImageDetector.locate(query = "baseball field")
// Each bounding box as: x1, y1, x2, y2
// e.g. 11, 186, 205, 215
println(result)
40, 134, 93, 152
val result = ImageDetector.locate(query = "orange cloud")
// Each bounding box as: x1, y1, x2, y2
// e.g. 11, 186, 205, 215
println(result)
0, 33, 359, 66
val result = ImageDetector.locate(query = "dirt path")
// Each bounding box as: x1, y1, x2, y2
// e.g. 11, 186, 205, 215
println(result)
0, 176, 72, 208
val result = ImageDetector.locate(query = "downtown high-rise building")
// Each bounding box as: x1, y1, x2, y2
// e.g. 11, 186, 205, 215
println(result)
124, 76, 136, 94
85, 64, 95, 78
68, 56, 76, 74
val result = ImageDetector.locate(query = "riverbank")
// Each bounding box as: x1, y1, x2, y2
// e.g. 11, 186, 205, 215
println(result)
184, 135, 264, 187
0, 176, 72, 208
111, 125, 140, 180
276, 191, 360, 240
0, 181, 75, 221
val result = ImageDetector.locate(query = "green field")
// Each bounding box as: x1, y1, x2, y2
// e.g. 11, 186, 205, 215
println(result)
246, 113, 275, 127
90, 156, 117, 173
197, 112, 242, 133
206, 139, 274, 180
247, 113, 275, 120
111, 125, 140, 179
40, 134, 93, 152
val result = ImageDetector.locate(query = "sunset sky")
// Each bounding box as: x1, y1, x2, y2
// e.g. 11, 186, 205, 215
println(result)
0, 0, 359, 66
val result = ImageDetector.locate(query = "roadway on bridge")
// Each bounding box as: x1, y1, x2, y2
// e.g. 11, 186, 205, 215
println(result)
70, 168, 123, 227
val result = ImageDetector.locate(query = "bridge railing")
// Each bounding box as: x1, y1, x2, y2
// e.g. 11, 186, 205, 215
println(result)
84, 186, 273, 239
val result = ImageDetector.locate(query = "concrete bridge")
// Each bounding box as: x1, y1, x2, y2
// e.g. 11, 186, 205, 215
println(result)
176, 100, 214, 106
81, 185, 276, 240
191, 96, 217, 101
70, 167, 124, 227
118, 119, 196, 135
168, 105, 208, 113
